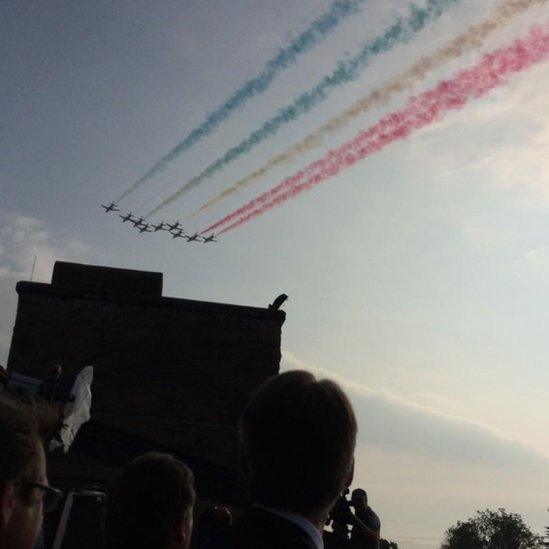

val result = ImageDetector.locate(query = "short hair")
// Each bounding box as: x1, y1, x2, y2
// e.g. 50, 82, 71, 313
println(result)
105, 453, 195, 549
351, 488, 367, 500
240, 370, 357, 514
0, 393, 43, 505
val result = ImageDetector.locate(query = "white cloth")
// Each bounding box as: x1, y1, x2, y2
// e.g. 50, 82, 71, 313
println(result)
255, 504, 324, 549
50, 366, 93, 453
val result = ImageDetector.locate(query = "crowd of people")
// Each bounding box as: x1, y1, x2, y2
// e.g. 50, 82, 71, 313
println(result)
0, 370, 381, 549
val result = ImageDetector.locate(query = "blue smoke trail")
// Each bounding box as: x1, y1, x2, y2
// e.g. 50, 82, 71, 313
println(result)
117, 0, 370, 202
148, 0, 460, 216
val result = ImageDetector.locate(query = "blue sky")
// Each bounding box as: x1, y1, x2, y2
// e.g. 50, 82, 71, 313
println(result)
1, 1, 548, 546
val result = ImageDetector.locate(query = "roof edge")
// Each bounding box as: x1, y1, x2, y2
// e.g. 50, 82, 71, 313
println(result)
15, 281, 286, 322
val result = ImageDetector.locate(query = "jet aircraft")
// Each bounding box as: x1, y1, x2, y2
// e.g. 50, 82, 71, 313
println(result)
101, 202, 119, 213
202, 234, 217, 243
171, 230, 185, 239
119, 212, 134, 223
131, 217, 146, 227
138, 224, 153, 233
152, 222, 168, 232
167, 221, 181, 231
185, 233, 201, 242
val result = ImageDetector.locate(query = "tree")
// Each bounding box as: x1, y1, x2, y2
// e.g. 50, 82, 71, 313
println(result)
442, 508, 544, 549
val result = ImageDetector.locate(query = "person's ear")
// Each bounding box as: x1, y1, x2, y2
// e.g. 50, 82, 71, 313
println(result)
1, 481, 17, 529
345, 458, 355, 488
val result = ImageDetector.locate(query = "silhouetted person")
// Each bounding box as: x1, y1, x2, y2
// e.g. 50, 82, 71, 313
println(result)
0, 394, 61, 549
105, 452, 195, 549
349, 490, 380, 549
205, 369, 357, 549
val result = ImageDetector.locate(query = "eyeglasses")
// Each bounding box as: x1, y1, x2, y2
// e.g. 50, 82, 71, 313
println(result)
23, 481, 64, 513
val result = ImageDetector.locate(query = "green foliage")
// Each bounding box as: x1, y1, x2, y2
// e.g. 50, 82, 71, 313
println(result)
441, 508, 544, 549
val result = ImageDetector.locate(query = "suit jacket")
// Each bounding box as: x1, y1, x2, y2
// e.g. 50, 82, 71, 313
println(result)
202, 507, 318, 549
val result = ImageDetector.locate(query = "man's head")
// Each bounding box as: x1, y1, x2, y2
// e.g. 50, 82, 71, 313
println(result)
0, 394, 48, 549
105, 452, 195, 549
351, 488, 368, 512
240, 370, 357, 516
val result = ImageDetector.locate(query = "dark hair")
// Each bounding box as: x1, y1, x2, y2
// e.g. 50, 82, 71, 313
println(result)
0, 393, 43, 506
105, 453, 195, 549
240, 370, 357, 515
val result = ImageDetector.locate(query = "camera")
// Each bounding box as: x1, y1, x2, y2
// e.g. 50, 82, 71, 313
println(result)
326, 489, 354, 540
327, 487, 368, 540
329, 490, 353, 523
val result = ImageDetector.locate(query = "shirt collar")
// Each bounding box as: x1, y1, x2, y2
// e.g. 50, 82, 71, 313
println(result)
254, 504, 324, 549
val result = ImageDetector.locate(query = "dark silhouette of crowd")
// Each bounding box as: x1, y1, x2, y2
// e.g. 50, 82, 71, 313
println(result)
0, 370, 382, 549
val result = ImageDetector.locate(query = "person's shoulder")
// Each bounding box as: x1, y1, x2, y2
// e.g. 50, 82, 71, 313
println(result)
202, 508, 316, 549
367, 507, 380, 525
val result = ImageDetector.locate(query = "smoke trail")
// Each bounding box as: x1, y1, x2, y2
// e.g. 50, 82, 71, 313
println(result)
190, 0, 545, 220
201, 25, 549, 234
115, 0, 370, 203
147, 0, 461, 216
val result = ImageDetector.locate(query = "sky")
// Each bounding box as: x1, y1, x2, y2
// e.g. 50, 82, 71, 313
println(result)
1, 1, 549, 546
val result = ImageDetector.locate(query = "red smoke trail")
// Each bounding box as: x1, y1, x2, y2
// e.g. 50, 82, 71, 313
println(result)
201, 25, 549, 235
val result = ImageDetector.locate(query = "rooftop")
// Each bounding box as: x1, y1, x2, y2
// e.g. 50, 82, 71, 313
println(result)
17, 261, 286, 321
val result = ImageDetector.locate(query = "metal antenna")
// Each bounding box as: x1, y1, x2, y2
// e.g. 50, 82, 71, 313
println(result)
30, 255, 37, 281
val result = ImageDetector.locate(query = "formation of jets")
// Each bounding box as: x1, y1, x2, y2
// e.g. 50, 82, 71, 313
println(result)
101, 203, 218, 243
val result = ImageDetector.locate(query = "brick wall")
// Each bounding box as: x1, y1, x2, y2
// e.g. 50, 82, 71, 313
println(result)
7, 262, 285, 483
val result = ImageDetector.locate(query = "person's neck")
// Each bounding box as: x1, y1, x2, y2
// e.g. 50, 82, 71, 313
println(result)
301, 509, 329, 534
257, 503, 328, 534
